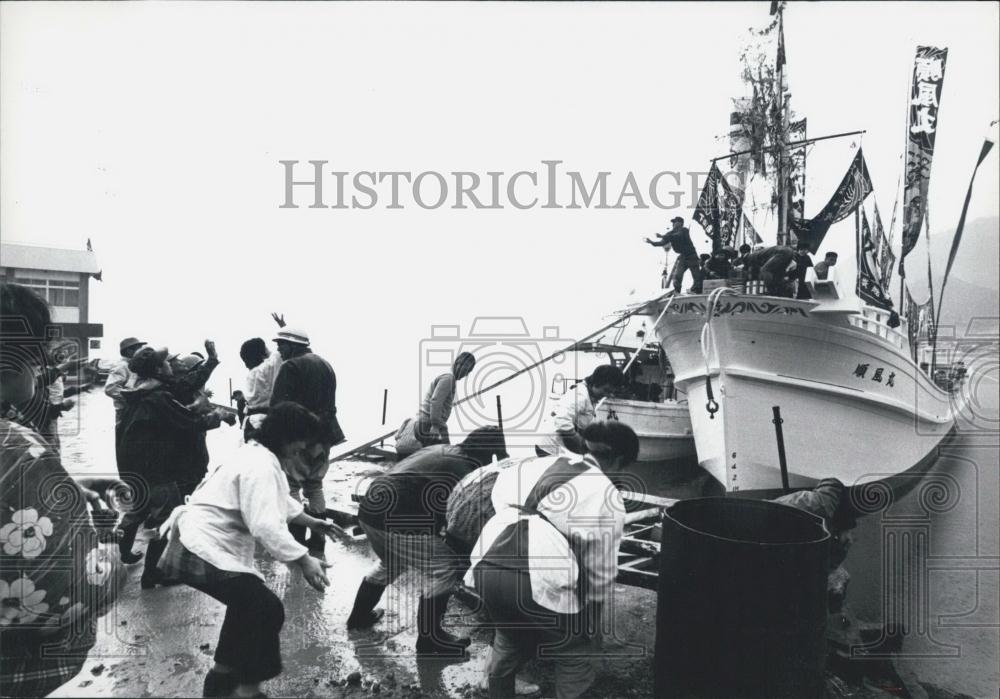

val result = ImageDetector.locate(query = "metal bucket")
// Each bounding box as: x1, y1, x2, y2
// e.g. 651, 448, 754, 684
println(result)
654, 497, 830, 698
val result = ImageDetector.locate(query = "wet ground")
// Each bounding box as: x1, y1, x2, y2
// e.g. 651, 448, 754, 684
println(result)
51, 392, 659, 699
49, 388, 999, 698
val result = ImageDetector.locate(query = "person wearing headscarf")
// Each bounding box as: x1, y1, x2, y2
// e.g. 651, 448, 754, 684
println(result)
535, 365, 624, 457
1, 283, 124, 698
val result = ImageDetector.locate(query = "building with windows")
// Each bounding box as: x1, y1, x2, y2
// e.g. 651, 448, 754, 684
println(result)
1, 242, 104, 354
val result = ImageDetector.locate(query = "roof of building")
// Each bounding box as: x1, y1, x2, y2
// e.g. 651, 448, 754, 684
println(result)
0, 242, 101, 276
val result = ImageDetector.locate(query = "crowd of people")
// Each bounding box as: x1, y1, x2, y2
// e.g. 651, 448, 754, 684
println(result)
646, 217, 838, 299
0, 280, 647, 699
1, 271, 860, 699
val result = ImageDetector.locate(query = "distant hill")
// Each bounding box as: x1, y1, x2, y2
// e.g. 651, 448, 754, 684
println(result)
932, 216, 998, 336
931, 216, 999, 291
937, 275, 999, 337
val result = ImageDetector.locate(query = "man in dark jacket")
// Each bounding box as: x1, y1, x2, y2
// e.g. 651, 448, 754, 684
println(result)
116, 346, 225, 587
348, 427, 507, 656
269, 327, 344, 558
646, 216, 704, 294
747, 245, 797, 297
162, 343, 229, 490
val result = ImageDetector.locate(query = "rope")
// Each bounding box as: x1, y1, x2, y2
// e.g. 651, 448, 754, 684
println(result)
594, 294, 675, 417
699, 286, 736, 419
331, 294, 672, 463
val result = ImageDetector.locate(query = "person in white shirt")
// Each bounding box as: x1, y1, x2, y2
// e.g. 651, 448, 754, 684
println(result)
157, 402, 339, 699
467, 420, 639, 699
534, 365, 625, 457
239, 337, 282, 441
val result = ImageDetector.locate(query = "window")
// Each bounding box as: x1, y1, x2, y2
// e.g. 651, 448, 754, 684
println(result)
17, 277, 80, 307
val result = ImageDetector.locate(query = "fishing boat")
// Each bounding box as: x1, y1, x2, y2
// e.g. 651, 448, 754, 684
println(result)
552, 326, 696, 463
635, 3, 990, 495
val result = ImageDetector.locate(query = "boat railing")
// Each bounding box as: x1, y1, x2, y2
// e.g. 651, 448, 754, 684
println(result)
849, 306, 908, 351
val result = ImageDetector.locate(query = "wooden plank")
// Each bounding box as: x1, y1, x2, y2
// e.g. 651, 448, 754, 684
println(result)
622, 490, 678, 508
624, 507, 662, 525
620, 538, 661, 558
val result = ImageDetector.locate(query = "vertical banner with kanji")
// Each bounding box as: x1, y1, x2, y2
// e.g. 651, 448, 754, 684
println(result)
899, 46, 948, 275
787, 118, 807, 228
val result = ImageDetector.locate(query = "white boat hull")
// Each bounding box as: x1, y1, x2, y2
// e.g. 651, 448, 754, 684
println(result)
595, 397, 697, 462
651, 294, 960, 493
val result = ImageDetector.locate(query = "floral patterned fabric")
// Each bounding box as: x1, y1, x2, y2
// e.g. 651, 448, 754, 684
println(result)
0, 418, 120, 698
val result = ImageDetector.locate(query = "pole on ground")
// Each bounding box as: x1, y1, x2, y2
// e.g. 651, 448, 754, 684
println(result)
228, 379, 233, 406
380, 388, 388, 448
496, 395, 507, 454
772, 406, 790, 492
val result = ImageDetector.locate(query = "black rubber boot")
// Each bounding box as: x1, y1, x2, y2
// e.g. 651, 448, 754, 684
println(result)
118, 522, 143, 564
140, 539, 173, 589
346, 579, 386, 630
488, 675, 516, 699
415, 593, 471, 657
202, 669, 237, 698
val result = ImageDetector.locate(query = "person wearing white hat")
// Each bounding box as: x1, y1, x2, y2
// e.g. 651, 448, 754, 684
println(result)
270, 327, 345, 559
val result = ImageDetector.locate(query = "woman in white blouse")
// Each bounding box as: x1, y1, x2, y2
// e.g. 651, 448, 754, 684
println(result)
159, 402, 339, 699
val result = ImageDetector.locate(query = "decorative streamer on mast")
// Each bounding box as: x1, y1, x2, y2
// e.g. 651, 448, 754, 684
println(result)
857, 206, 894, 310
898, 46, 948, 277
786, 118, 808, 230
934, 124, 997, 331
792, 148, 873, 253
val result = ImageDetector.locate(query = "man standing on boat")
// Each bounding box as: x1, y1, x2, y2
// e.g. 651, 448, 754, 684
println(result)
814, 251, 838, 280
646, 216, 704, 294
792, 239, 815, 299
535, 365, 624, 457
269, 327, 344, 559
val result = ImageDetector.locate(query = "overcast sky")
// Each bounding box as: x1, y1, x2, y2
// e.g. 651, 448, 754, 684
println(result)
2, 1, 997, 437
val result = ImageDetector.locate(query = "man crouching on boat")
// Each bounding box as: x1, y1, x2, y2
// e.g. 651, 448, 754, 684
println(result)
534, 365, 625, 458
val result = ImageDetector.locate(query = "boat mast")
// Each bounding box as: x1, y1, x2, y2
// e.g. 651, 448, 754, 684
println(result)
775, 4, 789, 247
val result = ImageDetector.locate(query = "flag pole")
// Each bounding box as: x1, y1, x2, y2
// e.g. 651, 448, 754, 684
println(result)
934, 132, 996, 333
709, 130, 866, 163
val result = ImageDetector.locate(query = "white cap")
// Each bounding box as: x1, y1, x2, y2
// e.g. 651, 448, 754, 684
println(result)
273, 327, 310, 346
